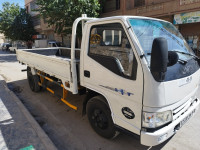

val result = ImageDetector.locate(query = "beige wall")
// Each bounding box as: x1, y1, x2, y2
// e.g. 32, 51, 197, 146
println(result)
0, 34, 5, 44
25, 0, 32, 4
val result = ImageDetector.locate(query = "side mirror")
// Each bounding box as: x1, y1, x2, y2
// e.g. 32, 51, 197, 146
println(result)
150, 37, 168, 82
168, 51, 179, 66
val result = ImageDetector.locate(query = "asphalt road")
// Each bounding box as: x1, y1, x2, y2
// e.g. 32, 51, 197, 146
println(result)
0, 50, 200, 150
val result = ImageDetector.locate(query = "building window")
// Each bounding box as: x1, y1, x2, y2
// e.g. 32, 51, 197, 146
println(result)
47, 34, 54, 40
126, 0, 135, 10
30, 0, 38, 11
148, 0, 171, 5
134, 0, 145, 7
103, 0, 120, 13
116, 0, 120, 10
32, 15, 41, 26
43, 18, 47, 24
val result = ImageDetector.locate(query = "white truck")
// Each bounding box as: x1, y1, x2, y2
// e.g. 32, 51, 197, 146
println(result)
10, 43, 26, 52
16, 15, 200, 146
35, 39, 61, 48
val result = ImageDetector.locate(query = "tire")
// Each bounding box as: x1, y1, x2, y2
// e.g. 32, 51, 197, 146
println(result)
27, 67, 41, 92
87, 96, 119, 139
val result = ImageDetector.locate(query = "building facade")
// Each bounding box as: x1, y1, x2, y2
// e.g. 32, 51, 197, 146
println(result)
103, 0, 200, 52
25, 0, 200, 51
25, 0, 71, 46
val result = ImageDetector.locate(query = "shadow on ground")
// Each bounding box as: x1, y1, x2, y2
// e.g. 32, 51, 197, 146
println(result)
0, 80, 46, 150
7, 78, 171, 150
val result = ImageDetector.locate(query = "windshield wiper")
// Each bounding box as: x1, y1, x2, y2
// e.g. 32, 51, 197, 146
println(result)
178, 59, 188, 65
173, 50, 199, 60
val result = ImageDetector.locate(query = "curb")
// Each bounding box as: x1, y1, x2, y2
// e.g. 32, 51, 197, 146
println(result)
0, 75, 57, 150
0, 75, 6, 85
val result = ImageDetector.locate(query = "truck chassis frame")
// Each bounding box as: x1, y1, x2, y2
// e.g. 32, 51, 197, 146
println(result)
37, 72, 78, 110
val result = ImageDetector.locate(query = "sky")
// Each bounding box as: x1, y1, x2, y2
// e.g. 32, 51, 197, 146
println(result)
0, 0, 25, 10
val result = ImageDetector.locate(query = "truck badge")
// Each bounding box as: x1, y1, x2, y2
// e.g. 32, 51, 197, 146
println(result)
122, 107, 135, 119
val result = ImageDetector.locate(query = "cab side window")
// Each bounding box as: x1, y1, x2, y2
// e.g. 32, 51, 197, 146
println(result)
89, 23, 137, 80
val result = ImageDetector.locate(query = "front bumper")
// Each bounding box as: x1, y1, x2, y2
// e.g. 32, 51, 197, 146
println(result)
140, 98, 200, 146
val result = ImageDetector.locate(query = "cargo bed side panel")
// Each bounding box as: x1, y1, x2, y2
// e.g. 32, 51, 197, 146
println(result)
16, 50, 72, 90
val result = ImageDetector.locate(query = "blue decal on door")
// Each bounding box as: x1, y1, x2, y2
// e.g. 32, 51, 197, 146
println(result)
99, 85, 134, 96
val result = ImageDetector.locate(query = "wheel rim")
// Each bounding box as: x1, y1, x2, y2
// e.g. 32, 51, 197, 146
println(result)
91, 108, 108, 129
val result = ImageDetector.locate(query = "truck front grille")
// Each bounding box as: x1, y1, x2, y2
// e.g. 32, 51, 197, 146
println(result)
173, 98, 197, 121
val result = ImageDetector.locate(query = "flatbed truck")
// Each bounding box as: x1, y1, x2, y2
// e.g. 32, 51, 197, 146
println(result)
16, 15, 200, 146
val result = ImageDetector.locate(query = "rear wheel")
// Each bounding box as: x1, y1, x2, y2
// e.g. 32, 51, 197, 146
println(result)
87, 96, 119, 139
27, 67, 41, 92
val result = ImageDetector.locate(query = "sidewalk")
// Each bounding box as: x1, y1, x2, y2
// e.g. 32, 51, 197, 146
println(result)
0, 75, 57, 150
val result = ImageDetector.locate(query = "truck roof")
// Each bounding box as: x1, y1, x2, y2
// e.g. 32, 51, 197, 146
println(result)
87, 15, 170, 24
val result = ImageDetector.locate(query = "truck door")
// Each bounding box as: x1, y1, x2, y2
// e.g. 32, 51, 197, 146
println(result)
82, 21, 144, 134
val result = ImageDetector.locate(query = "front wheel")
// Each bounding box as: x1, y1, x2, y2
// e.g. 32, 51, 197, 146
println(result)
87, 96, 119, 139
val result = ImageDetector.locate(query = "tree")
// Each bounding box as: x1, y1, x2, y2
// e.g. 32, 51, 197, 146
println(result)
36, 0, 101, 37
0, 2, 37, 48
0, 2, 20, 39
11, 8, 37, 42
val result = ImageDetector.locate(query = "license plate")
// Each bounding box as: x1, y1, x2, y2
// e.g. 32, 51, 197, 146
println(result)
180, 109, 196, 127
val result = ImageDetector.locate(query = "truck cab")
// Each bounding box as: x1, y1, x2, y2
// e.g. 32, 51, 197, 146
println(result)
80, 16, 200, 146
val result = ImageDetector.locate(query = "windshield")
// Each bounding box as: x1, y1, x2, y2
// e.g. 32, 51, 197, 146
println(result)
128, 18, 194, 64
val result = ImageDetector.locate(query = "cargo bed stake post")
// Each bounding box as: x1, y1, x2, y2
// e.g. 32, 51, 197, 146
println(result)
71, 14, 95, 94
82, 14, 87, 35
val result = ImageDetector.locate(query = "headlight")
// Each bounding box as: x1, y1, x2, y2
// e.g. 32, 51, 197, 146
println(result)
142, 110, 172, 128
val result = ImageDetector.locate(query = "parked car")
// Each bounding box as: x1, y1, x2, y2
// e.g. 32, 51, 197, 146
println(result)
10, 44, 27, 52
48, 41, 63, 47
1, 43, 11, 51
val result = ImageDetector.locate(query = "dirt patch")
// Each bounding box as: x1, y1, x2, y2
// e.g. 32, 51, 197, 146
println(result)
7, 83, 23, 93
7, 83, 26, 106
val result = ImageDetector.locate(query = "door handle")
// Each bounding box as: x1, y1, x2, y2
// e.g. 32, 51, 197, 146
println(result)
84, 70, 90, 78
